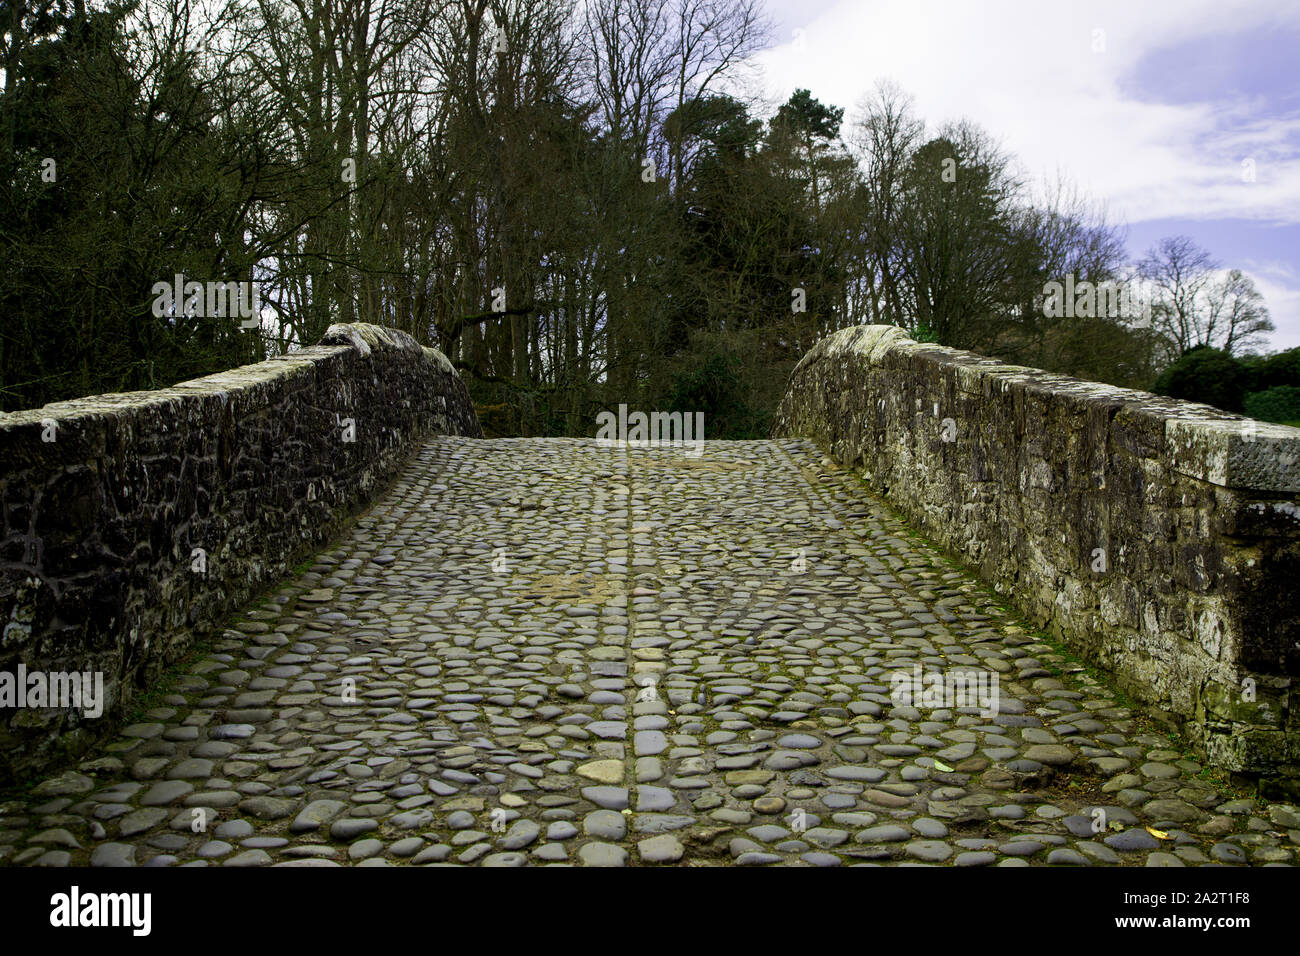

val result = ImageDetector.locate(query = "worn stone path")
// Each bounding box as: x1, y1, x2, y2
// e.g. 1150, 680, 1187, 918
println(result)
3, 438, 1297, 866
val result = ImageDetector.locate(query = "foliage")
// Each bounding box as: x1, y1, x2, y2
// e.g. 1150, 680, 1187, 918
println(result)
0, 1, 1281, 437
1252, 348, 1300, 391
1152, 347, 1250, 412
1243, 386, 1300, 425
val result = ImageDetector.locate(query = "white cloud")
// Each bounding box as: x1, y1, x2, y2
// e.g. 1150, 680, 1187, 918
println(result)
750, 0, 1300, 226
1245, 260, 1300, 351
749, 0, 1300, 352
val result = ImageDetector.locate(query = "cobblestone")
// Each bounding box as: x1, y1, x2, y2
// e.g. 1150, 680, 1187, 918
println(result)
0, 438, 1290, 866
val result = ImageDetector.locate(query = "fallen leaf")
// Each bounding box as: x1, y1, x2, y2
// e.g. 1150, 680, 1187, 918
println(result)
933, 760, 954, 773
1146, 826, 1171, 840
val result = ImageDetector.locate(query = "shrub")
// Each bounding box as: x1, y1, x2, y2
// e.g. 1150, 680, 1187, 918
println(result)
1252, 348, 1300, 391
1151, 347, 1249, 412
1243, 386, 1300, 425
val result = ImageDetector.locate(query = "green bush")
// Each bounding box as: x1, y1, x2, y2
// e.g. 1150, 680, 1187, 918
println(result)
666, 352, 751, 438
1151, 347, 1249, 412
1252, 348, 1300, 391
1243, 386, 1300, 425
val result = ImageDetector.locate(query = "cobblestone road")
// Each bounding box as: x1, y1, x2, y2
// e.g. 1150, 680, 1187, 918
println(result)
3, 438, 1297, 866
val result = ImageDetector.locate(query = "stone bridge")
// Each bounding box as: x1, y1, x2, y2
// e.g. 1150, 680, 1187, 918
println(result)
1, 323, 1297, 867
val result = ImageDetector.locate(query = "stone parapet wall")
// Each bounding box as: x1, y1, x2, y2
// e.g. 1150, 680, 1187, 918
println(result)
772, 325, 1300, 791
0, 323, 481, 783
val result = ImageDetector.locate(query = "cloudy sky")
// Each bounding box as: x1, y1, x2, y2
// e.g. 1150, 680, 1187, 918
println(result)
748, 0, 1300, 350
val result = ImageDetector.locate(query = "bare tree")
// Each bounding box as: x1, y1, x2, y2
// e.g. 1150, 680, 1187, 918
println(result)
666, 0, 769, 193
1137, 236, 1273, 358
580, 0, 675, 154
847, 81, 922, 326
1205, 268, 1273, 355
1137, 235, 1218, 358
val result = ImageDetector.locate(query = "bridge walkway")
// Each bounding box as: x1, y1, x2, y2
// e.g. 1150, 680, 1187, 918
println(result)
4, 437, 1286, 867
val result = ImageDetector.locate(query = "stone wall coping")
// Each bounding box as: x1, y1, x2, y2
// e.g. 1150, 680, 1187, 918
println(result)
824, 324, 1300, 493
1, 322, 453, 429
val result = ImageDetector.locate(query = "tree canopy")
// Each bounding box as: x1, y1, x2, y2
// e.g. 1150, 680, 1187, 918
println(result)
0, 0, 1282, 432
